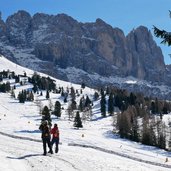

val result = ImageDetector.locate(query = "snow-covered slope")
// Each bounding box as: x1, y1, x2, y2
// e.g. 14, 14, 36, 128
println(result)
0, 55, 171, 171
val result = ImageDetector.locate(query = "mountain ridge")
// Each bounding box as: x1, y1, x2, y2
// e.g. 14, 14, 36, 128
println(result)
0, 10, 171, 99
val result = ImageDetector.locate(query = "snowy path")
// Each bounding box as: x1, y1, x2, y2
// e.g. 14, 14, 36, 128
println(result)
0, 133, 81, 171
68, 143, 171, 169
0, 132, 170, 171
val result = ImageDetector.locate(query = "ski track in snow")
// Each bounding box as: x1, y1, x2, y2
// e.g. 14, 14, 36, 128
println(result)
0, 133, 79, 171
0, 131, 171, 170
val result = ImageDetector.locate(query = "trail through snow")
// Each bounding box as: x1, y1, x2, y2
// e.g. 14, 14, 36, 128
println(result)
0, 132, 170, 171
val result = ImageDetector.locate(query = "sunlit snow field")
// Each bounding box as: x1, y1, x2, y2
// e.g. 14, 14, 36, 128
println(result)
0, 55, 171, 171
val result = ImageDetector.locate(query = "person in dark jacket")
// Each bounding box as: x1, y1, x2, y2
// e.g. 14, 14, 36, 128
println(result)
50, 123, 60, 153
39, 121, 53, 155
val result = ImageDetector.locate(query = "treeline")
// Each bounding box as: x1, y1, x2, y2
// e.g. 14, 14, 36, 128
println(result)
0, 82, 10, 92
17, 72, 57, 103
30, 72, 56, 92
98, 86, 171, 150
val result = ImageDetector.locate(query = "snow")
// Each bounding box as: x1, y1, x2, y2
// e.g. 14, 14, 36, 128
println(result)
59, 66, 171, 99
0, 55, 171, 170
32, 24, 48, 42
125, 80, 137, 84
81, 35, 96, 41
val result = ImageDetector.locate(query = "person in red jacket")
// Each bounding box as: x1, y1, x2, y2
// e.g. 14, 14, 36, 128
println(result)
50, 123, 60, 153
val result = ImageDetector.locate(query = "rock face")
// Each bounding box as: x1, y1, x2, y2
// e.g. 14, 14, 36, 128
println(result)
0, 10, 171, 99
127, 27, 166, 80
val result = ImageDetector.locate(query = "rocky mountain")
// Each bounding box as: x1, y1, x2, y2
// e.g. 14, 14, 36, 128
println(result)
0, 10, 171, 99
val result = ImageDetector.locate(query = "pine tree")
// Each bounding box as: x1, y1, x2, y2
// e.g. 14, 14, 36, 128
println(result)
151, 101, 156, 114
106, 86, 110, 95
154, 11, 171, 46
94, 91, 99, 101
129, 92, 136, 105
81, 82, 86, 89
85, 95, 91, 107
100, 94, 106, 117
149, 116, 157, 146
5, 81, 11, 92
155, 98, 159, 114
61, 87, 64, 96
79, 98, 83, 112
64, 96, 67, 103
141, 117, 151, 145
53, 101, 61, 118
70, 87, 75, 100
156, 120, 166, 149
100, 88, 105, 96
32, 84, 38, 93
42, 106, 51, 126
10, 88, 15, 98
115, 94, 122, 110
46, 90, 50, 99
108, 93, 114, 115
128, 106, 139, 142
71, 99, 77, 111
80, 89, 83, 94
117, 111, 131, 139
18, 91, 25, 103
23, 90, 27, 101
73, 111, 83, 128
141, 116, 156, 146
162, 101, 168, 114
29, 91, 34, 101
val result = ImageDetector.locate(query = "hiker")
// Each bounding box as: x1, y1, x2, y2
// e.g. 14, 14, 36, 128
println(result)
50, 123, 60, 153
39, 120, 53, 155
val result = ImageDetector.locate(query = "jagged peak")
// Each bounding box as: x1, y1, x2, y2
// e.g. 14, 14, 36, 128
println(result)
32, 12, 51, 25
136, 25, 149, 31
56, 13, 79, 24
128, 26, 150, 35
95, 18, 106, 25
8, 10, 31, 19
57, 13, 73, 18
32, 12, 79, 27
92, 18, 115, 33
6, 10, 31, 24
33, 12, 51, 19
95, 18, 113, 28
126, 26, 154, 41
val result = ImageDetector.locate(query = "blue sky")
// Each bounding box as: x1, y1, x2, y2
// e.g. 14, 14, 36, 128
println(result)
0, 0, 171, 64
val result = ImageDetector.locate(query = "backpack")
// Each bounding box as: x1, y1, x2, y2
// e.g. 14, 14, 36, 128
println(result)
42, 125, 50, 138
